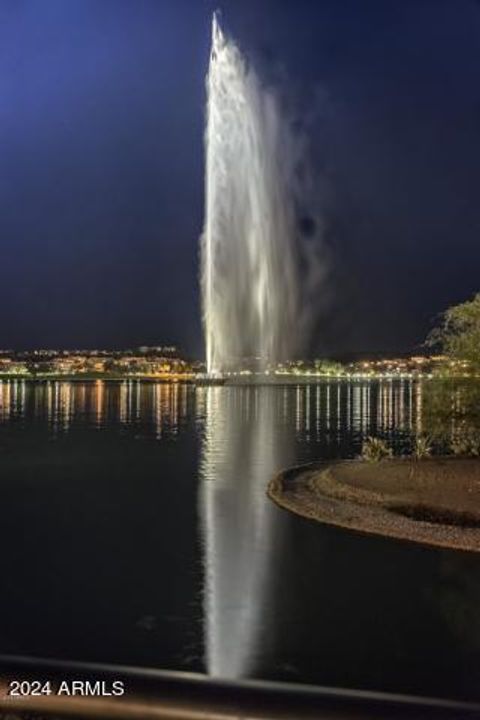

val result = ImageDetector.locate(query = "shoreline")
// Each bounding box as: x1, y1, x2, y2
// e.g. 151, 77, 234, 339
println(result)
0, 374, 427, 384
268, 457, 480, 552
0, 375, 196, 383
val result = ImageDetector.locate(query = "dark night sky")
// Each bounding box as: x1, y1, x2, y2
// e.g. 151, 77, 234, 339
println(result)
2, 0, 480, 357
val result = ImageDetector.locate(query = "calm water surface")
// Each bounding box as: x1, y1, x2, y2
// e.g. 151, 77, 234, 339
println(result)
0, 379, 479, 701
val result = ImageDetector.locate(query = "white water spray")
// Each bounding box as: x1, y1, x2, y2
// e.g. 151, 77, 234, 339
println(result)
201, 13, 304, 375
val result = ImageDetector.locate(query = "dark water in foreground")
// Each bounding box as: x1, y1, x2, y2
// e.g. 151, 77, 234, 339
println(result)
0, 379, 479, 702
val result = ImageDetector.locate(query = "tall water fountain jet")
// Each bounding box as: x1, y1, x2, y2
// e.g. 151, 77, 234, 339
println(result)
201, 13, 302, 375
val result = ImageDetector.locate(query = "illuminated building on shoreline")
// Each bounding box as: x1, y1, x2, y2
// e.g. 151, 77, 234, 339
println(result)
0, 348, 472, 380
0, 346, 195, 379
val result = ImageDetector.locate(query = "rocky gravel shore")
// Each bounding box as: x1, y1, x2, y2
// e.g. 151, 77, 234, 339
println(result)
268, 457, 480, 552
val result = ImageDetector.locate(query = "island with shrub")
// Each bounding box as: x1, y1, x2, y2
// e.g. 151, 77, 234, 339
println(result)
268, 435, 480, 552
269, 293, 480, 553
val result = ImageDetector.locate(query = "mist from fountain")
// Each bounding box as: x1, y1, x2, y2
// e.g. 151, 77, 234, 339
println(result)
200, 13, 304, 375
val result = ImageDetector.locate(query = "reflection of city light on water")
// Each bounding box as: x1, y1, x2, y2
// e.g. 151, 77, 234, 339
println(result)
59, 382, 73, 431
415, 382, 423, 434
0, 382, 11, 421
152, 383, 184, 437
94, 380, 105, 427
0, 378, 428, 442
119, 381, 128, 424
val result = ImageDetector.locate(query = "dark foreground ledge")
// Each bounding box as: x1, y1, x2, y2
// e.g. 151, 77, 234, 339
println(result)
0, 654, 479, 719
268, 457, 480, 552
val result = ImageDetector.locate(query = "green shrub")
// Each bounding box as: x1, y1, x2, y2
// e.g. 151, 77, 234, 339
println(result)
361, 436, 393, 463
450, 431, 480, 457
413, 434, 433, 460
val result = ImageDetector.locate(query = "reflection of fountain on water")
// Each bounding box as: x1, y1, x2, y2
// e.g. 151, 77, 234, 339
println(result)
200, 13, 302, 375
198, 386, 292, 677
195, 380, 437, 678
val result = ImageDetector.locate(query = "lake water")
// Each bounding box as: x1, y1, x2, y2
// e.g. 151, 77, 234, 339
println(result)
0, 379, 479, 702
